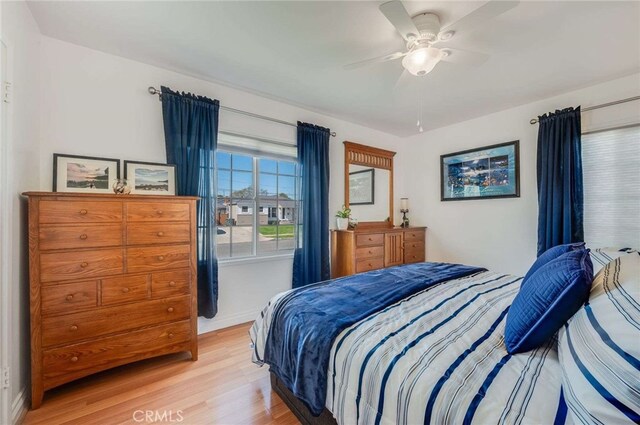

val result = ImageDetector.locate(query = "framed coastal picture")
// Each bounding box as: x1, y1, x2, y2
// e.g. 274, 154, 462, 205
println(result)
440, 140, 520, 201
349, 168, 375, 205
124, 160, 176, 195
53, 153, 120, 193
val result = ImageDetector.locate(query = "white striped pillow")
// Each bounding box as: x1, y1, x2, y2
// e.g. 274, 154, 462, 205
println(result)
558, 253, 640, 424
589, 247, 638, 274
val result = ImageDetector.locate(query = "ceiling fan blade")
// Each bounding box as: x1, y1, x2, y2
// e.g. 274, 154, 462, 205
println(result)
439, 1, 519, 40
343, 51, 406, 70
440, 48, 489, 66
379, 1, 420, 41
394, 69, 412, 89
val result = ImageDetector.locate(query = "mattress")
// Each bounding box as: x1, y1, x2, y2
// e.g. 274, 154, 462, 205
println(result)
252, 269, 565, 424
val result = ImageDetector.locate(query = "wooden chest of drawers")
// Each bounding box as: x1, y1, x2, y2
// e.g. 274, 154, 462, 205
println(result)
330, 227, 427, 278
25, 192, 199, 409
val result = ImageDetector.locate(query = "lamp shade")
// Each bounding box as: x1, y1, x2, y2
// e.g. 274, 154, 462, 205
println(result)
400, 198, 409, 210
401, 46, 443, 76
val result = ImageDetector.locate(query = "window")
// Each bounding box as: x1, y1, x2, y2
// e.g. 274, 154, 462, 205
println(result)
216, 150, 298, 259
582, 125, 640, 248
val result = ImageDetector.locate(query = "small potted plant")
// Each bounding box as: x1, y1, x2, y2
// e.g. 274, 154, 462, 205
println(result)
335, 205, 351, 230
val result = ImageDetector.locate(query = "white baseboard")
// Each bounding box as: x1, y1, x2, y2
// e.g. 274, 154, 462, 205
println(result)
197, 308, 260, 335
10, 387, 27, 425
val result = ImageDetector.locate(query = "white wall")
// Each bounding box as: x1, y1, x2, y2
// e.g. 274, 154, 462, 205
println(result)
37, 36, 406, 334
0, 1, 42, 422
403, 73, 640, 276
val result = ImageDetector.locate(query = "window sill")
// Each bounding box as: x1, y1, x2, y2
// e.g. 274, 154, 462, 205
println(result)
218, 252, 295, 268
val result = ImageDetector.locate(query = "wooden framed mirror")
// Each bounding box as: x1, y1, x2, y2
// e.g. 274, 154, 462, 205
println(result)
344, 141, 396, 228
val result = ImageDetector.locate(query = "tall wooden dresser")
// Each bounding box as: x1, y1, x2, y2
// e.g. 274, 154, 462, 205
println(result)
331, 227, 427, 278
24, 192, 199, 408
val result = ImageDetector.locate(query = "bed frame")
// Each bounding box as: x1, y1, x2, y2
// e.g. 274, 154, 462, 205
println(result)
270, 373, 338, 425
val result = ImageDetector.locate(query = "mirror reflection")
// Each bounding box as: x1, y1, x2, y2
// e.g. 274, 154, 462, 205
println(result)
348, 164, 390, 222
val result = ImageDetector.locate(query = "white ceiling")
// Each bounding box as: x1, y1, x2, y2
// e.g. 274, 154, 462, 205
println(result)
28, 1, 640, 137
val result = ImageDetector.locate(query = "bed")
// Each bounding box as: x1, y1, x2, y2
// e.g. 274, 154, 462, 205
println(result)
251, 251, 639, 425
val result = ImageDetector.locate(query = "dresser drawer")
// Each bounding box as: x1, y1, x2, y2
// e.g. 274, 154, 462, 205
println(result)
152, 270, 191, 298
39, 201, 122, 224
127, 245, 191, 273
405, 248, 425, 264
101, 274, 150, 305
39, 224, 123, 251
42, 295, 191, 347
356, 257, 384, 273
355, 246, 384, 259
126, 202, 190, 222
40, 249, 124, 283
42, 281, 98, 315
127, 223, 191, 246
404, 240, 424, 251
356, 233, 384, 247
404, 230, 425, 242
42, 320, 191, 390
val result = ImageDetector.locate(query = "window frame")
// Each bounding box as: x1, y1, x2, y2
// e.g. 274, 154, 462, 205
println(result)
216, 148, 299, 262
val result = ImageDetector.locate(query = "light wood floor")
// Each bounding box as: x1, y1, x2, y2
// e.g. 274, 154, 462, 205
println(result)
23, 322, 300, 425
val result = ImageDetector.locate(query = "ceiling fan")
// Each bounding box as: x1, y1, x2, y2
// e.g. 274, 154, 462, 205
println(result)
345, 0, 519, 76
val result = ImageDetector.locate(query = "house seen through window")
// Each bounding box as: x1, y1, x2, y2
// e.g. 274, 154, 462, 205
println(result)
216, 150, 298, 259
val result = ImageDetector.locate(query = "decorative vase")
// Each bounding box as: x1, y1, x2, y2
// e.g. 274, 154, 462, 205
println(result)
336, 217, 349, 230
112, 179, 131, 195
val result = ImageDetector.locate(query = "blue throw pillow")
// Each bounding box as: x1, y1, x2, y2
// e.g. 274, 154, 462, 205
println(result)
505, 248, 593, 354
523, 242, 585, 285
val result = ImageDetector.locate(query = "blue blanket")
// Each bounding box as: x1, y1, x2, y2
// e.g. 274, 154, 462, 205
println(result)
263, 262, 486, 415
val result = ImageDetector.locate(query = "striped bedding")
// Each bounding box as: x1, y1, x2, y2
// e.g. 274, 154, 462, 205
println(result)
558, 253, 640, 424
252, 270, 565, 424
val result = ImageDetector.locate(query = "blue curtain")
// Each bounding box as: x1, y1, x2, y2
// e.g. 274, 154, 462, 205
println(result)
536, 106, 584, 257
292, 122, 331, 288
161, 86, 219, 318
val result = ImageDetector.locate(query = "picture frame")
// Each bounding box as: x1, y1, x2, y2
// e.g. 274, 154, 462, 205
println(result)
53, 153, 120, 193
440, 140, 520, 201
349, 168, 375, 205
124, 160, 177, 195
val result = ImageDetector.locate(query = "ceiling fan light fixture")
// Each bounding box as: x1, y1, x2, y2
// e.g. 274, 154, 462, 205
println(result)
402, 46, 443, 76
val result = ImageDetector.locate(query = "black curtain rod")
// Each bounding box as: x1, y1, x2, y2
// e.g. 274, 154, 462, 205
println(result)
530, 95, 640, 125
148, 87, 336, 137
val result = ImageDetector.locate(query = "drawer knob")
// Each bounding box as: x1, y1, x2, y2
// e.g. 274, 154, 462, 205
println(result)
167, 307, 174, 313
79, 209, 88, 215
169, 281, 176, 287
121, 287, 130, 293
157, 231, 164, 237
158, 255, 165, 261
368, 250, 373, 254
66, 294, 74, 301
168, 333, 174, 339
80, 262, 88, 268
69, 325, 78, 332
79, 234, 88, 240
157, 210, 164, 215
368, 237, 373, 241
368, 263, 372, 267
70, 356, 79, 362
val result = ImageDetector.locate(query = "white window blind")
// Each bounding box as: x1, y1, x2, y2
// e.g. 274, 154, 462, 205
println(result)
218, 131, 296, 160
582, 125, 640, 249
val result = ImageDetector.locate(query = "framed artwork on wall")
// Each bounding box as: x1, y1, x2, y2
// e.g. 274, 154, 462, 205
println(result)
440, 140, 520, 201
349, 168, 375, 205
53, 153, 120, 193
124, 160, 177, 195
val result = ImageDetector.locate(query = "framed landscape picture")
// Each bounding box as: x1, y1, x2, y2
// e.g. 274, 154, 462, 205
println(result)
124, 160, 176, 195
349, 168, 375, 205
440, 140, 520, 201
53, 153, 120, 193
